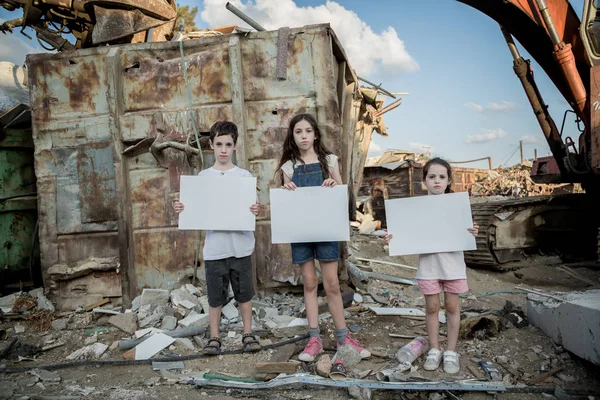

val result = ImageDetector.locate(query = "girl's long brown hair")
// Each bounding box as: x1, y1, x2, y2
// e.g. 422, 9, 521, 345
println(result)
423, 157, 454, 193
276, 113, 332, 181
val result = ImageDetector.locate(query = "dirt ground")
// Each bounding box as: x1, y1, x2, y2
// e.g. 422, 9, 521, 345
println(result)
1, 233, 600, 400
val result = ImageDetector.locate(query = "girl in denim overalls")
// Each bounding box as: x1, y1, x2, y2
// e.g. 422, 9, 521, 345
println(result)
277, 113, 370, 363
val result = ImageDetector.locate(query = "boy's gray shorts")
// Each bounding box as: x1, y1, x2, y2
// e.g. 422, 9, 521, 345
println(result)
205, 255, 255, 308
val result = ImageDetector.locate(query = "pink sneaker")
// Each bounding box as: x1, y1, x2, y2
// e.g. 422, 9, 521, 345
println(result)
298, 337, 323, 362
339, 333, 371, 358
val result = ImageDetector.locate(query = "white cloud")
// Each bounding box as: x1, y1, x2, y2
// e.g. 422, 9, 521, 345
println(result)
465, 101, 516, 113
408, 142, 433, 154
520, 135, 541, 144
368, 138, 382, 155
0, 28, 39, 66
466, 128, 507, 144
199, 0, 419, 75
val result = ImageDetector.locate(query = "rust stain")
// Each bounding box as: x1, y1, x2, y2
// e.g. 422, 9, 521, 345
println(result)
287, 35, 305, 71
246, 48, 268, 78
124, 50, 219, 109
68, 62, 100, 112
76, 144, 118, 223
130, 174, 167, 228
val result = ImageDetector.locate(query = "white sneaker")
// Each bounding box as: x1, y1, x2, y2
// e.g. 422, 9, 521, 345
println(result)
423, 348, 442, 371
443, 350, 460, 374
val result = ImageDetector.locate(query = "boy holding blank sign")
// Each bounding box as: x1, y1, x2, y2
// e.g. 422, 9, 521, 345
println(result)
174, 121, 261, 355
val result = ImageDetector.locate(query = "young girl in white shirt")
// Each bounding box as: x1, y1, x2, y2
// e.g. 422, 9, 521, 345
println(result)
385, 157, 478, 374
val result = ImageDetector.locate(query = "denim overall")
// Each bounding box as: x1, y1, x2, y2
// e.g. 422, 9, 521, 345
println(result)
290, 162, 339, 265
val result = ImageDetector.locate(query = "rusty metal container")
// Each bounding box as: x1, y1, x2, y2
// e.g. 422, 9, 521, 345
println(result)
26, 24, 383, 307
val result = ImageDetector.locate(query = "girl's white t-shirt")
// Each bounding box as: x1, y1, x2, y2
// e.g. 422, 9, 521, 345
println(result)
416, 251, 467, 280
199, 166, 255, 261
280, 154, 339, 178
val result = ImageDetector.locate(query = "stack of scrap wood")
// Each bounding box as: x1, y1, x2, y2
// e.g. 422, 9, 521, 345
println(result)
470, 164, 581, 197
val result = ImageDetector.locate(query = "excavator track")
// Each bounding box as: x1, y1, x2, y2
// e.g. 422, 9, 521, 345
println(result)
465, 194, 598, 271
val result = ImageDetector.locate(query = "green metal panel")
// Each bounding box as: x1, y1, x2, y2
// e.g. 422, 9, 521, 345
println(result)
0, 125, 38, 274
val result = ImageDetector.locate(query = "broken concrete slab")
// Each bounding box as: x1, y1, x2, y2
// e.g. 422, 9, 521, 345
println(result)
171, 287, 200, 309
14, 324, 25, 334
132, 333, 175, 360
349, 385, 372, 400
316, 354, 333, 377
160, 316, 177, 331
184, 284, 201, 296
527, 289, 600, 365
221, 300, 238, 320
139, 305, 167, 328
67, 343, 108, 360
178, 300, 197, 309
333, 344, 363, 368
174, 338, 195, 350
178, 311, 209, 329
272, 325, 310, 338
137, 304, 154, 321
84, 333, 98, 345
140, 289, 170, 308
30, 369, 61, 382
108, 313, 138, 335
198, 296, 210, 313
131, 295, 142, 312
0, 293, 19, 313
52, 318, 68, 331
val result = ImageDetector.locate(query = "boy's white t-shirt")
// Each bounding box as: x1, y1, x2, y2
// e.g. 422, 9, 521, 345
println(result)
199, 166, 255, 261
416, 251, 467, 280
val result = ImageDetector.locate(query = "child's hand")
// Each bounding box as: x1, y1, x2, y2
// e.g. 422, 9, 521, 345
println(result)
384, 232, 393, 244
322, 178, 337, 187
250, 202, 260, 216
173, 200, 185, 214
467, 222, 479, 237
282, 182, 297, 190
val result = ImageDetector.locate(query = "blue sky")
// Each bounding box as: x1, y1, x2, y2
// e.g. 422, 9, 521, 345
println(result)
0, 0, 587, 169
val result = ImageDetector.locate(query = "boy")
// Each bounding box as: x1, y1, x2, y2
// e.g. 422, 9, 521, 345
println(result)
174, 121, 261, 355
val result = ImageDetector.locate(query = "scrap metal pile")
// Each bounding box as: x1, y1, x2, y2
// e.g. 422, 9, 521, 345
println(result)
470, 162, 582, 197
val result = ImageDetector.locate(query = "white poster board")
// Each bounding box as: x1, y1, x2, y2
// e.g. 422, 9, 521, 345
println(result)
385, 192, 476, 256
270, 185, 350, 244
178, 175, 256, 231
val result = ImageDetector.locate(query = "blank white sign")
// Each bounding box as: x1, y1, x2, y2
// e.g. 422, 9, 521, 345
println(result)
385, 192, 476, 256
178, 175, 256, 231
270, 185, 350, 244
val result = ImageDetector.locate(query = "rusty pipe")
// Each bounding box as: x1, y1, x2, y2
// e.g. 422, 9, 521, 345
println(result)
225, 2, 265, 31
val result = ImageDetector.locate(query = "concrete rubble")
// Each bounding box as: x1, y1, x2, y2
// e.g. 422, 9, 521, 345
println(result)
527, 289, 600, 365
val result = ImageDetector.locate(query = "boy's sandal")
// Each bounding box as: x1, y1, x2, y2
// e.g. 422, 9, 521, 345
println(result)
242, 333, 262, 353
328, 360, 347, 380
202, 337, 222, 356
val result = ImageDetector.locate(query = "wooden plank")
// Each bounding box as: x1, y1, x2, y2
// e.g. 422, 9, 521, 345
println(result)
270, 343, 296, 363
85, 298, 110, 312
527, 366, 563, 385
255, 361, 300, 374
